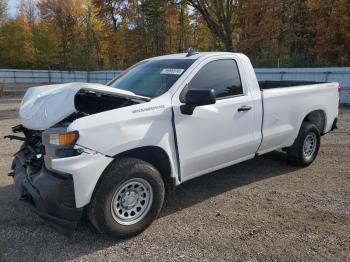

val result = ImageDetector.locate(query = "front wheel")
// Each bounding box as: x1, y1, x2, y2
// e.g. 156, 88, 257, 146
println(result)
286, 122, 321, 167
88, 158, 165, 238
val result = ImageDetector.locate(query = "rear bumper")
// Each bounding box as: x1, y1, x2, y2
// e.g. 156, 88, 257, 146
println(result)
12, 153, 83, 236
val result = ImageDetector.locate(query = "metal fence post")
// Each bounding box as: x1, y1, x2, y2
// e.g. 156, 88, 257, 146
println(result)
280, 72, 285, 80
48, 67, 51, 83
0, 79, 4, 97
325, 72, 330, 82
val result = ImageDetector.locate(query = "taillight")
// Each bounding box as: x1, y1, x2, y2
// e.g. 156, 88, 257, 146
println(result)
338, 85, 341, 106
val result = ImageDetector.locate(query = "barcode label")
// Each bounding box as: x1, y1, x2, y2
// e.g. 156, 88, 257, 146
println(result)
160, 68, 185, 75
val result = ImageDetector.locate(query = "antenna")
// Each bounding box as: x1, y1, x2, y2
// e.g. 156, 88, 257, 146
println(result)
186, 47, 198, 57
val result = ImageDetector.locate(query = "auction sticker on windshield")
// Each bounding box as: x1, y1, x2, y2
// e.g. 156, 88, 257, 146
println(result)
160, 68, 185, 75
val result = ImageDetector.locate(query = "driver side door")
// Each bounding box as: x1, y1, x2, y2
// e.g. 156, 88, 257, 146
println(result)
172, 58, 260, 181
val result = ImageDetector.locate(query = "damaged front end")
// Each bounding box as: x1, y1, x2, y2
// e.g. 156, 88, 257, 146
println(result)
7, 83, 148, 235
7, 124, 83, 236
19, 82, 149, 130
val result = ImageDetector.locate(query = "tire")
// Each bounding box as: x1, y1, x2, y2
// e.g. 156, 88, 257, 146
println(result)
286, 122, 321, 167
88, 158, 165, 238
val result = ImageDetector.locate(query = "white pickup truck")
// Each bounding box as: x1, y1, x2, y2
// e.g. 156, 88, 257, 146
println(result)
8, 52, 339, 238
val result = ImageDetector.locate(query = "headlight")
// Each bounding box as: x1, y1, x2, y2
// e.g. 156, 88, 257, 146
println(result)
49, 131, 79, 146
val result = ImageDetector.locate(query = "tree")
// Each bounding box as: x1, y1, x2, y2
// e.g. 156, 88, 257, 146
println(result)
0, 0, 7, 23
0, 20, 27, 68
31, 22, 58, 67
238, 0, 315, 67
81, 3, 104, 69
38, 0, 86, 68
309, 0, 350, 66
1, 0, 350, 69
187, 0, 244, 51
141, 0, 167, 55
19, 0, 38, 26
92, 0, 127, 31
177, 0, 186, 52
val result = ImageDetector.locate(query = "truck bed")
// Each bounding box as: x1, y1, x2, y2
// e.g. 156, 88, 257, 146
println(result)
259, 81, 324, 90
257, 80, 339, 154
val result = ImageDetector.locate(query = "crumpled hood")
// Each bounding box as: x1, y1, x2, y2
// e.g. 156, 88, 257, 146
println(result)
19, 82, 147, 130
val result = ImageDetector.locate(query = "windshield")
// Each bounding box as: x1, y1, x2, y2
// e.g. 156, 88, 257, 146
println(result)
108, 59, 196, 98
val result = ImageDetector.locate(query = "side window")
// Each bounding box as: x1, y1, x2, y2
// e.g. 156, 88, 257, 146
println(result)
188, 59, 243, 99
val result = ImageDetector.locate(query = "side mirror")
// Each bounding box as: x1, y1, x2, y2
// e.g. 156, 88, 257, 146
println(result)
180, 89, 216, 115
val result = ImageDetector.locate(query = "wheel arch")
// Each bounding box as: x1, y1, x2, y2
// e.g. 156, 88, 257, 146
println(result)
94, 146, 175, 194
302, 109, 326, 135
115, 146, 174, 192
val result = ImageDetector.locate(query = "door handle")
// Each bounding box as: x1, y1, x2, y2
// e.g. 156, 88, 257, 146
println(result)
237, 105, 252, 112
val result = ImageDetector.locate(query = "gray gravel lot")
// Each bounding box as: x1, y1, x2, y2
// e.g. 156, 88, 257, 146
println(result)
0, 99, 349, 262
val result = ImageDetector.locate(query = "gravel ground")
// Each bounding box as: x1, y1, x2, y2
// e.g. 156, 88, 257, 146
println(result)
0, 99, 349, 262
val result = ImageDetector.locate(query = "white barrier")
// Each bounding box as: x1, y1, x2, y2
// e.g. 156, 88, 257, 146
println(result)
0, 68, 349, 104
255, 68, 350, 104
0, 69, 122, 85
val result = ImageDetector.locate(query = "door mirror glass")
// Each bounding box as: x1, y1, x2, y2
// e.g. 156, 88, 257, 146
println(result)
181, 89, 216, 115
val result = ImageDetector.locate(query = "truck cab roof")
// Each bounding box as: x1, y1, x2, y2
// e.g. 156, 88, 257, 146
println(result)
148, 52, 239, 61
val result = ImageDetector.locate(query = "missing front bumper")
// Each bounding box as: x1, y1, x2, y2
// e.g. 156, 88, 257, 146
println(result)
12, 154, 83, 236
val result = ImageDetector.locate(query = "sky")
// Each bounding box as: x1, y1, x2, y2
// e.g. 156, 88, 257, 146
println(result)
7, 0, 19, 18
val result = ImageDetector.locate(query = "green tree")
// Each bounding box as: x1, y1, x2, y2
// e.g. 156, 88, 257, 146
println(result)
141, 0, 167, 55
176, 0, 191, 52
0, 21, 27, 68
0, 0, 7, 24
31, 22, 58, 68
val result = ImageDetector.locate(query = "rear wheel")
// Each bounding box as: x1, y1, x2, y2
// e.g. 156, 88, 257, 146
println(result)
287, 122, 320, 167
88, 158, 165, 238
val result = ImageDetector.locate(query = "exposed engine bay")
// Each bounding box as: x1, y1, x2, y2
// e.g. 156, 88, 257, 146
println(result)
59, 90, 141, 125
75, 90, 138, 114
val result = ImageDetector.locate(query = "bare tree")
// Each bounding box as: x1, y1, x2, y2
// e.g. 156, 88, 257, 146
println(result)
187, 0, 244, 51
19, 0, 38, 26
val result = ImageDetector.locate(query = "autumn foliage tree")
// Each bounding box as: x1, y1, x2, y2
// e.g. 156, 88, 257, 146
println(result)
309, 0, 350, 66
187, 0, 244, 51
0, 0, 349, 69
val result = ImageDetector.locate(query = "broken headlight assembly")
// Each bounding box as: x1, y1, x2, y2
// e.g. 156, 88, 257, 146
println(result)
48, 131, 79, 146
42, 129, 81, 166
